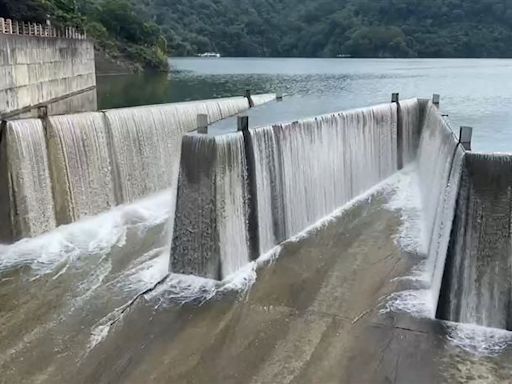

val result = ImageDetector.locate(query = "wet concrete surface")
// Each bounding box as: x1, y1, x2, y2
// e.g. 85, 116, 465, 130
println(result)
2, 191, 512, 383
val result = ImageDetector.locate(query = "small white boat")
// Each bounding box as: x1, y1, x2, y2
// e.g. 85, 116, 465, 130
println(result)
198, 52, 221, 58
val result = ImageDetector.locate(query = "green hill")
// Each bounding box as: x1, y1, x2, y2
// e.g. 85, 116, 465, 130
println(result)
1, 0, 169, 71
3, 0, 512, 64
144, 0, 512, 58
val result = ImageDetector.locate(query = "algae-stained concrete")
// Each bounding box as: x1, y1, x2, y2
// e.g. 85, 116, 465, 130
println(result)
2, 189, 512, 383
0, 34, 95, 117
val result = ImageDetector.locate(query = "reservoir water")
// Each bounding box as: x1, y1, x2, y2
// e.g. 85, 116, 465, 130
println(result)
97, 58, 512, 152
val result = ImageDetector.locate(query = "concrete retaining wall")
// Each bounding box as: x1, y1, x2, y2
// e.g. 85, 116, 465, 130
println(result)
0, 34, 95, 118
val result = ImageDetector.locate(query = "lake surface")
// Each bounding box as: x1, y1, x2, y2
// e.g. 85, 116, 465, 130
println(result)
97, 58, 512, 152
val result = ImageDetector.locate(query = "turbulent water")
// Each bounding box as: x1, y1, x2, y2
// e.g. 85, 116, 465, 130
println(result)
250, 103, 399, 254
47, 113, 115, 224
414, 103, 463, 315
438, 153, 512, 330
0, 119, 56, 241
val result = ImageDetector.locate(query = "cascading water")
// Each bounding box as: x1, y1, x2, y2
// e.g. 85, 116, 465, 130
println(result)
415, 102, 464, 315
105, 98, 250, 204
215, 134, 251, 277
250, 104, 398, 254
171, 133, 250, 279
251, 94, 278, 107
0, 95, 260, 242
399, 98, 423, 166
47, 113, 115, 224
105, 104, 192, 204
0, 119, 56, 241
438, 153, 512, 330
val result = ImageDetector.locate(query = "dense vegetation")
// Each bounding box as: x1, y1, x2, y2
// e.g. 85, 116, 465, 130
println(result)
3, 0, 512, 62
1, 0, 169, 71
144, 0, 512, 58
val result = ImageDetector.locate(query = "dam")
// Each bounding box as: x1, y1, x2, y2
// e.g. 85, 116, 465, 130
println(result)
1, 89, 512, 383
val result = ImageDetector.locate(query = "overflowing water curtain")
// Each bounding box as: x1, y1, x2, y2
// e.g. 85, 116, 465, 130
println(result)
0, 96, 259, 243
251, 103, 398, 254
251, 94, 278, 106
399, 98, 424, 166
438, 153, 512, 330
415, 102, 464, 315
0, 120, 56, 241
47, 113, 115, 224
104, 98, 250, 204
171, 133, 251, 279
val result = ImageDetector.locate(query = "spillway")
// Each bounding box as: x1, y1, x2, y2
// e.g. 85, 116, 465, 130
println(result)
0, 119, 56, 241
4, 95, 512, 383
47, 113, 115, 224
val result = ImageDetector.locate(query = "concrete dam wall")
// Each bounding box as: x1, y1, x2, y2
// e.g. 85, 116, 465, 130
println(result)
0, 32, 96, 118
0, 96, 271, 243
171, 99, 425, 279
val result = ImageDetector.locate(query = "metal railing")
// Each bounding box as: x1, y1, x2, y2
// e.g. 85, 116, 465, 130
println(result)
0, 18, 86, 39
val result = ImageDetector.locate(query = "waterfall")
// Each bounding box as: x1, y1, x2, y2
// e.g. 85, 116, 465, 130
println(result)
213, 96, 254, 117
47, 113, 115, 224
251, 94, 277, 106
416, 102, 464, 314
399, 98, 423, 166
438, 153, 512, 330
0, 119, 56, 241
104, 98, 250, 204
250, 103, 398, 254
171, 133, 250, 279
215, 134, 251, 277
0, 95, 259, 242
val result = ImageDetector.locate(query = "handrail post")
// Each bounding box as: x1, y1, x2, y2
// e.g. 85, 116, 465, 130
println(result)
433, 93, 440, 108
459, 126, 473, 151
237, 115, 249, 132
197, 114, 208, 134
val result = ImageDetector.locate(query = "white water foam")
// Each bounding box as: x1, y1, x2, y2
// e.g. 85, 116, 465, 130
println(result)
151, 171, 403, 309
0, 191, 172, 276
445, 322, 512, 357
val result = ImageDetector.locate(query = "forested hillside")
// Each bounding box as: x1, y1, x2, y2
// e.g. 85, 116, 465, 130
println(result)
143, 0, 512, 58
1, 0, 169, 71
3, 0, 512, 63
